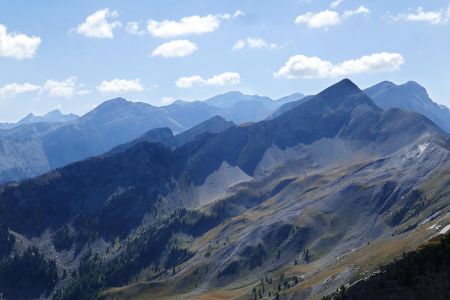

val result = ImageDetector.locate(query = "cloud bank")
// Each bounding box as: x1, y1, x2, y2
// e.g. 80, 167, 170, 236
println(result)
275, 52, 405, 79
176, 72, 240, 88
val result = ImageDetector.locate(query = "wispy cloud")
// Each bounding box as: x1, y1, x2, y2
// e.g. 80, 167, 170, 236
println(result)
126, 21, 145, 35
295, 6, 369, 29
330, 0, 344, 9
392, 5, 450, 25
147, 10, 244, 38
176, 72, 240, 88
232, 37, 279, 51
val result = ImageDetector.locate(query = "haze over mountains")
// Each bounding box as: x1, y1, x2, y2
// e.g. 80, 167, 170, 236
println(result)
0, 92, 302, 183
0, 80, 447, 186
365, 80, 450, 132
0, 79, 448, 300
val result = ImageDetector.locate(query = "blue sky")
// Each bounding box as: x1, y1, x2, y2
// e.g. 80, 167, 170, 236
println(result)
0, 0, 449, 122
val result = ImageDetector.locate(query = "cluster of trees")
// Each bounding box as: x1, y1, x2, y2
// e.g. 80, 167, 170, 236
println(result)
54, 208, 228, 299
0, 225, 14, 258
252, 273, 301, 300
0, 247, 58, 299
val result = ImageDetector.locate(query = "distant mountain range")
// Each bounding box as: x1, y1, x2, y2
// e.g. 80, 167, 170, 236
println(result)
109, 115, 235, 154
0, 110, 79, 129
0, 79, 448, 300
0, 93, 302, 183
0, 80, 448, 185
365, 80, 450, 132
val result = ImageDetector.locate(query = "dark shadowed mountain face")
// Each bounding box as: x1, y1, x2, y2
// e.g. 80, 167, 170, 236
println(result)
0, 79, 448, 300
364, 81, 450, 132
0, 142, 179, 237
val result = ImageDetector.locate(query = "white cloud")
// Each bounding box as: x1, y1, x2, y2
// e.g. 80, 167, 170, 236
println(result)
274, 52, 404, 79
0, 82, 41, 98
126, 21, 145, 35
344, 6, 370, 17
152, 40, 198, 58
147, 11, 242, 38
393, 5, 450, 25
0, 24, 41, 59
97, 78, 144, 94
233, 10, 246, 18
295, 6, 369, 29
44, 77, 78, 97
74, 8, 122, 38
330, 0, 344, 9
295, 10, 340, 28
176, 72, 240, 88
159, 96, 175, 105
232, 37, 278, 51
232, 40, 246, 51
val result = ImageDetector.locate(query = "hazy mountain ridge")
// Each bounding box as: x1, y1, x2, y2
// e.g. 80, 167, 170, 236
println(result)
109, 115, 235, 154
0, 93, 302, 183
0, 110, 79, 130
0, 79, 448, 299
365, 80, 450, 132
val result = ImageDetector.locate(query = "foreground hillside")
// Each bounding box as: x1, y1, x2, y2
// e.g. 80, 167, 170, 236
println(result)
0, 79, 448, 300
325, 231, 450, 300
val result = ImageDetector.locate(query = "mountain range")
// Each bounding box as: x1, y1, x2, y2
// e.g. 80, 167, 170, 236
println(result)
0, 110, 79, 130
1, 80, 448, 186
0, 79, 448, 300
365, 80, 450, 132
272, 80, 450, 133
0, 92, 302, 183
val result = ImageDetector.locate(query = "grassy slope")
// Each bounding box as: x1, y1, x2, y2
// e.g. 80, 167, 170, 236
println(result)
102, 148, 450, 300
